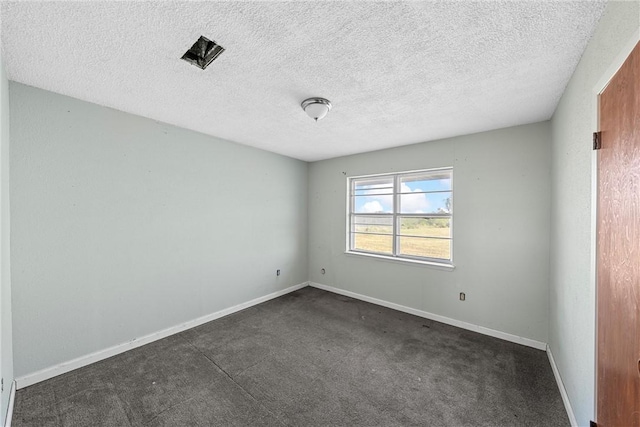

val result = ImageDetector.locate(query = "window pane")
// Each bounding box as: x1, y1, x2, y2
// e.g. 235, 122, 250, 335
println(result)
399, 237, 451, 260
353, 195, 393, 213
399, 191, 452, 214
353, 177, 394, 196
399, 217, 450, 238
352, 233, 393, 254
400, 171, 451, 193
349, 169, 453, 263
353, 215, 393, 234
353, 187, 394, 196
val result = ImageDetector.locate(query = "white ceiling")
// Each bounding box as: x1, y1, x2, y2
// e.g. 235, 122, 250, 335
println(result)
0, 1, 606, 162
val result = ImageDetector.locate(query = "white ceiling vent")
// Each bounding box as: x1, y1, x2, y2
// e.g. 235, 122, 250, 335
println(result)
181, 36, 224, 70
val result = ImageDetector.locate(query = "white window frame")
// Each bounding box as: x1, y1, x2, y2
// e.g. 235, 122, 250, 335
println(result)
346, 167, 454, 268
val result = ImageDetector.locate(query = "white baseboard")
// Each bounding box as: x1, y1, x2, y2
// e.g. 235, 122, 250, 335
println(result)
15, 282, 309, 389
4, 380, 15, 427
309, 282, 547, 351
547, 345, 578, 427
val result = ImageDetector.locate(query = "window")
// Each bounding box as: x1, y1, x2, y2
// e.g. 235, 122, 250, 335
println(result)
347, 168, 453, 265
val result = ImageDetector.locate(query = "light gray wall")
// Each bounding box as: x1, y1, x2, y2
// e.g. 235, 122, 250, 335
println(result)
1, 50, 14, 425
9, 83, 308, 378
549, 2, 639, 425
308, 122, 551, 343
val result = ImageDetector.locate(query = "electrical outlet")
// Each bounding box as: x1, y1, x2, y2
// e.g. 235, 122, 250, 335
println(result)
459, 292, 466, 301
276, 269, 280, 276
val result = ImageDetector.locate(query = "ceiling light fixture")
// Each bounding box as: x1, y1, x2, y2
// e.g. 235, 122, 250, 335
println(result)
301, 98, 332, 122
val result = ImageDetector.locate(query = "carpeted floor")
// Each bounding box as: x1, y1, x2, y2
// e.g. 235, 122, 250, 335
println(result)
12, 287, 569, 426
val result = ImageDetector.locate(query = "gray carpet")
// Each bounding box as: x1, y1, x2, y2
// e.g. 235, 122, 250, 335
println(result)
12, 287, 569, 426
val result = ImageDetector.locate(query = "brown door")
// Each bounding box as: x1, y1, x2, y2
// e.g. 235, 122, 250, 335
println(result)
596, 41, 640, 427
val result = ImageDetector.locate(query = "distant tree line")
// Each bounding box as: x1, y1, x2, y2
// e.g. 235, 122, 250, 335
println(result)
401, 217, 449, 229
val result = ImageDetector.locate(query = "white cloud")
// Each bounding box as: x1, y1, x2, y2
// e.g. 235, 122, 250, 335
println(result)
400, 183, 429, 213
362, 200, 385, 213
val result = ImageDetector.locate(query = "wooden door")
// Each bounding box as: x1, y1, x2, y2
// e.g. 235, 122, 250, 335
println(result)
596, 41, 640, 426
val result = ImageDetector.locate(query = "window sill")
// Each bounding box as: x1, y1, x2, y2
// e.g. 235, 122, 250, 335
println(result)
344, 251, 455, 270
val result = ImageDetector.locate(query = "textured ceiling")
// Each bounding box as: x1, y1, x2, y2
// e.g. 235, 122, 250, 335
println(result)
0, 1, 606, 161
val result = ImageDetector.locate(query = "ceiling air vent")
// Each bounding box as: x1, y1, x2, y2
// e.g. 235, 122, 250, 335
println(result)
181, 36, 224, 70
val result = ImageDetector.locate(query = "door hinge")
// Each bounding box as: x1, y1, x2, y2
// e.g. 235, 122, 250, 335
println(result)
593, 131, 602, 150
590, 421, 597, 427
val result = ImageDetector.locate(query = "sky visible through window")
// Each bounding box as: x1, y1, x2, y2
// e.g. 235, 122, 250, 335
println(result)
353, 177, 451, 214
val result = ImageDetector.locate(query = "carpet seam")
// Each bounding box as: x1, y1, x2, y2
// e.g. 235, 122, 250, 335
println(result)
178, 335, 290, 427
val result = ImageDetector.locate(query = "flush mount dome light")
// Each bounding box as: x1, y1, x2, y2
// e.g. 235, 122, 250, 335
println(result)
301, 98, 332, 121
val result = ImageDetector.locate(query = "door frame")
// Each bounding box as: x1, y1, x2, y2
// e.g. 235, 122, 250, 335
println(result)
591, 28, 640, 423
